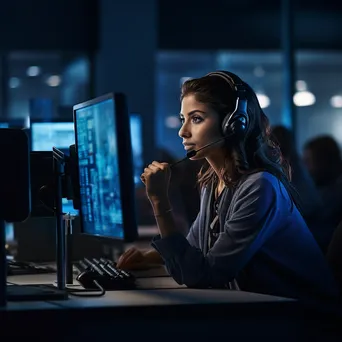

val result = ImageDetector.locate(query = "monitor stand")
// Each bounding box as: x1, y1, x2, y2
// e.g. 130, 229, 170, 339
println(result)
0, 219, 68, 305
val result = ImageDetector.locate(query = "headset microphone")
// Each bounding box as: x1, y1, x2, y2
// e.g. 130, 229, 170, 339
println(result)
170, 134, 233, 169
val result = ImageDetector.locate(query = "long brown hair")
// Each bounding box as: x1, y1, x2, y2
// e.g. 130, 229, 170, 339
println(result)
181, 72, 300, 209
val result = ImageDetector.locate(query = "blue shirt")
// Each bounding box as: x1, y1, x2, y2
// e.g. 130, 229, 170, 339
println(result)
152, 171, 339, 302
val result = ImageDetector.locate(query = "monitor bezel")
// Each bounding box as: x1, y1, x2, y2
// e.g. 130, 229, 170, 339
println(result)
129, 113, 144, 187
73, 93, 138, 243
30, 118, 74, 124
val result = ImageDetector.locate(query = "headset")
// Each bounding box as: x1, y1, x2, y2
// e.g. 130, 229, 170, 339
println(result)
206, 71, 249, 139
171, 71, 250, 167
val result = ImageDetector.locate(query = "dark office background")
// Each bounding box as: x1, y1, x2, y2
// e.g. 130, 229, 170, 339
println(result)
0, 0, 342, 162
2, 2, 342, 338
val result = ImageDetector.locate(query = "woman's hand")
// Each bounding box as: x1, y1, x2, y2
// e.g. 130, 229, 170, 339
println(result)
117, 247, 163, 270
117, 247, 146, 270
140, 161, 171, 201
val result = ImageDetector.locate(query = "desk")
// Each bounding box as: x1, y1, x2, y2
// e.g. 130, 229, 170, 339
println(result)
2, 273, 341, 341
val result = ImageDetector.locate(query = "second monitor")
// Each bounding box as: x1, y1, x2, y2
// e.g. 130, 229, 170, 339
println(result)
30, 119, 75, 153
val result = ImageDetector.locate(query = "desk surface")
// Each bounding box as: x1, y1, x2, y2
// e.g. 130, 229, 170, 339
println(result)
3, 273, 342, 341
5, 272, 294, 312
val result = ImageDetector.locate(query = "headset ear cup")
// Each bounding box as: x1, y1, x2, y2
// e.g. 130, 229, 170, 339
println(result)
222, 97, 249, 137
230, 114, 248, 136
222, 113, 248, 137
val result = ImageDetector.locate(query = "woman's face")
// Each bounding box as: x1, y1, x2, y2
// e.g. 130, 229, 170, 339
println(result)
178, 95, 225, 160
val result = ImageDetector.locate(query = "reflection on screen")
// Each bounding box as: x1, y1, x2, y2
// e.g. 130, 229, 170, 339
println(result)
75, 98, 124, 239
130, 114, 143, 185
31, 122, 75, 152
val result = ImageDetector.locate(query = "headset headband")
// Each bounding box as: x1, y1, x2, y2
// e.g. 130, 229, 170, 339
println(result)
206, 71, 246, 100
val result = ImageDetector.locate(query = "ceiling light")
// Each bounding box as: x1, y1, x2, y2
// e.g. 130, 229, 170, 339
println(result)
165, 116, 181, 129
9, 77, 20, 89
330, 95, 342, 108
293, 91, 315, 107
46, 75, 61, 87
27, 66, 40, 77
256, 93, 270, 108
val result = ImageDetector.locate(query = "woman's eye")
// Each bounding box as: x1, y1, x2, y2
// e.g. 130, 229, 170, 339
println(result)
192, 116, 203, 124
179, 116, 203, 124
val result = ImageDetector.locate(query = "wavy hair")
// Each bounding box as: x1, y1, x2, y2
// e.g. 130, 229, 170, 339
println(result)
181, 72, 300, 209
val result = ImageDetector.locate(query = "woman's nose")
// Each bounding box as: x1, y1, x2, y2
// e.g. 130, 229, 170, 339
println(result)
178, 124, 191, 139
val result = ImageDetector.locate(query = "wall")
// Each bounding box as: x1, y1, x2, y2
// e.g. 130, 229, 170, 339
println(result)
95, 0, 157, 163
0, 0, 97, 50
158, 0, 342, 50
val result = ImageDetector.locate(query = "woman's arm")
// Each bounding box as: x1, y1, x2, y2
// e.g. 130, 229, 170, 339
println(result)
151, 174, 279, 288
142, 248, 164, 264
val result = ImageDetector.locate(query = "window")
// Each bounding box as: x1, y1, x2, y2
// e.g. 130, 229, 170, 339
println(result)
295, 51, 342, 153
156, 51, 283, 158
7, 51, 91, 121
156, 50, 342, 158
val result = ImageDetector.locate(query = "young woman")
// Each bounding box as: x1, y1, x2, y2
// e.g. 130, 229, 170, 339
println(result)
117, 71, 338, 302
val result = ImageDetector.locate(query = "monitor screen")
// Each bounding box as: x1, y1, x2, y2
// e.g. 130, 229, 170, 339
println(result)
73, 93, 137, 241
31, 122, 75, 152
130, 114, 143, 185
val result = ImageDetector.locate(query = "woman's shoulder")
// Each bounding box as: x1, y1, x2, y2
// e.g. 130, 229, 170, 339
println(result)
239, 170, 279, 188
233, 171, 292, 211
200, 171, 281, 197
233, 171, 287, 201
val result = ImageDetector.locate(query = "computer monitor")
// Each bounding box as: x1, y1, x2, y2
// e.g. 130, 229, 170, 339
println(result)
30, 119, 75, 153
30, 119, 78, 215
129, 113, 143, 186
73, 93, 138, 242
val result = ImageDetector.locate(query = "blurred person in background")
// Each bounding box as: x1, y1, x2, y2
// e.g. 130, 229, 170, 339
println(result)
303, 135, 342, 251
271, 125, 326, 250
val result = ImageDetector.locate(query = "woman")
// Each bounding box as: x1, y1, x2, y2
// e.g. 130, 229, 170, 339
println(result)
118, 71, 338, 302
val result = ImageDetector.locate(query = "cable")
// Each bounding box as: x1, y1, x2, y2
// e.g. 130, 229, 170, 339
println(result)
39, 198, 56, 214
66, 280, 105, 297
53, 280, 106, 297
38, 185, 68, 215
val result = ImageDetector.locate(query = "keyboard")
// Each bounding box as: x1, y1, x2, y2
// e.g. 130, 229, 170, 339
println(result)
7, 260, 56, 276
74, 257, 136, 290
